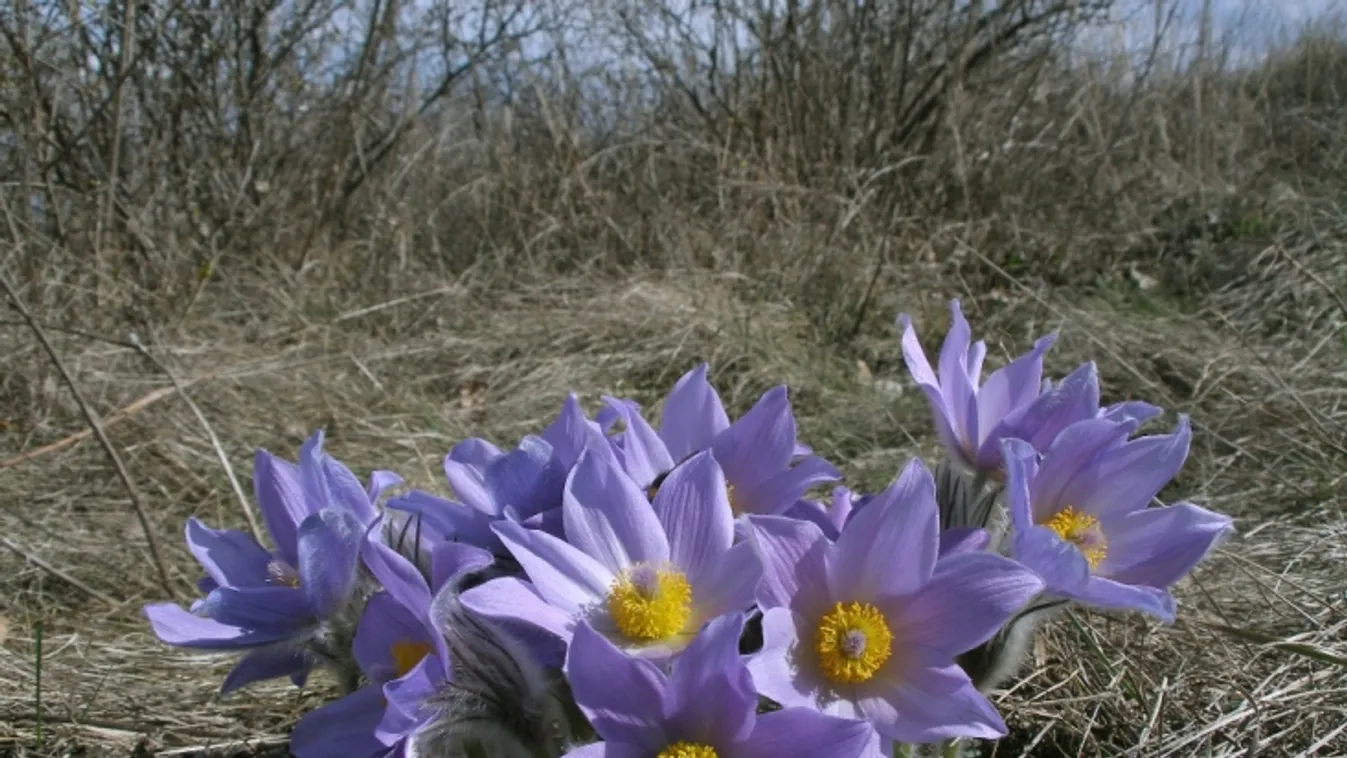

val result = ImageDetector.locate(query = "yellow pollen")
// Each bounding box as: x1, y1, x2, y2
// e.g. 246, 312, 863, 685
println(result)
815, 601, 893, 685
1042, 506, 1108, 570
727, 484, 745, 516
391, 640, 431, 678
656, 742, 719, 758
607, 563, 693, 642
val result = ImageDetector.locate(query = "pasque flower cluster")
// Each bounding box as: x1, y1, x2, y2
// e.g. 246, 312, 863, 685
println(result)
144, 299, 1234, 758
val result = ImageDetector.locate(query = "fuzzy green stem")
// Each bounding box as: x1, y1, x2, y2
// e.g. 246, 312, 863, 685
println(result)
939, 738, 962, 758
892, 744, 915, 758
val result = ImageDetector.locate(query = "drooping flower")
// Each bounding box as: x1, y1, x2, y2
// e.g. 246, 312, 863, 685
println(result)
745, 458, 1045, 746
460, 448, 762, 662
1001, 416, 1234, 623
142, 431, 381, 693
562, 611, 874, 758
385, 394, 614, 556
601, 363, 842, 517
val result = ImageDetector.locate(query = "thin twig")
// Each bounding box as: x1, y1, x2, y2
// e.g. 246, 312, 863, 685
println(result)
129, 333, 262, 543
0, 269, 177, 600
0, 534, 118, 607
0, 383, 208, 470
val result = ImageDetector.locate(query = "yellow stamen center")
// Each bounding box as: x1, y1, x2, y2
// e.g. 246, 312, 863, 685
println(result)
1042, 506, 1108, 570
657, 742, 719, 758
726, 483, 745, 516
815, 601, 893, 685
391, 640, 432, 678
607, 563, 693, 642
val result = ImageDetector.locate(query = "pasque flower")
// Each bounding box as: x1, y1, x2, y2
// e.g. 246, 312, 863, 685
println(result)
562, 612, 874, 758
1002, 415, 1234, 623
899, 300, 1058, 477
602, 363, 841, 517
143, 430, 388, 693
460, 448, 762, 662
385, 393, 614, 556
745, 458, 1044, 745
290, 518, 468, 758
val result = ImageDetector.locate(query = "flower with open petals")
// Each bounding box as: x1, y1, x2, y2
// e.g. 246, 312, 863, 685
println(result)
1002, 416, 1234, 623
142, 430, 382, 693
562, 612, 873, 758
291, 518, 478, 758
460, 449, 762, 662
745, 458, 1044, 745
602, 363, 842, 517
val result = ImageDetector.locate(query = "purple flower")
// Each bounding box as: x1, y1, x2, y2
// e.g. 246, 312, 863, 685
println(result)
142, 431, 378, 693
899, 300, 1059, 476
745, 458, 1045, 745
1002, 416, 1234, 623
602, 363, 842, 517
562, 612, 873, 758
460, 449, 762, 662
291, 520, 466, 758
385, 394, 613, 555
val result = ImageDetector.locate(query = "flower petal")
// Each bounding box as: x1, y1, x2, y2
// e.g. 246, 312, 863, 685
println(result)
221, 647, 310, 695
1029, 419, 1134, 522
659, 363, 731, 462
692, 541, 763, 622
736, 709, 874, 758
184, 517, 271, 588
460, 575, 576, 640
143, 602, 294, 649
321, 453, 378, 525
665, 612, 756, 746
978, 360, 1099, 469
1100, 501, 1234, 589
711, 386, 796, 488
361, 521, 433, 621
290, 685, 390, 758
354, 591, 427, 683
863, 647, 1006, 743
604, 396, 676, 489
377, 655, 444, 744
297, 507, 364, 618
493, 520, 613, 613
444, 438, 502, 515
367, 470, 404, 503
1012, 526, 1091, 596
1078, 576, 1177, 623
938, 527, 989, 558
736, 455, 843, 517
564, 621, 670, 751
564, 450, 670, 571
385, 490, 498, 552
894, 552, 1044, 657
252, 448, 307, 566
974, 332, 1055, 448
1066, 416, 1191, 521
542, 393, 616, 469
744, 515, 830, 613
936, 300, 979, 457
898, 312, 965, 467
430, 540, 495, 592
484, 435, 568, 521
652, 451, 734, 585
562, 742, 648, 758
828, 458, 939, 600
746, 607, 819, 710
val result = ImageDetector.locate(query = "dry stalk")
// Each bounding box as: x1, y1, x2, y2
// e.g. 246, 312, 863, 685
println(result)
0, 268, 178, 600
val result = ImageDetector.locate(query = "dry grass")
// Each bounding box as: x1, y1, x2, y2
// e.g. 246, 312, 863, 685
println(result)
3, 0, 1347, 755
